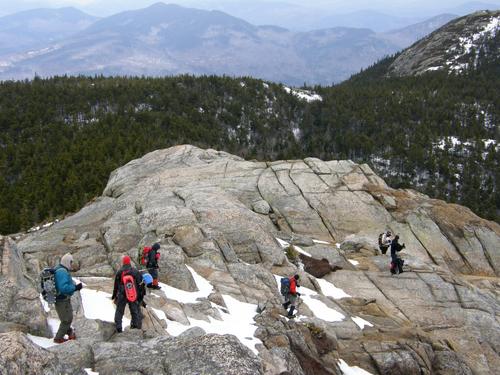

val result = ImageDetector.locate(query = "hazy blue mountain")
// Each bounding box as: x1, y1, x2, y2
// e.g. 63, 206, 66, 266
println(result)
0, 7, 98, 55
380, 13, 458, 48
0, 3, 461, 85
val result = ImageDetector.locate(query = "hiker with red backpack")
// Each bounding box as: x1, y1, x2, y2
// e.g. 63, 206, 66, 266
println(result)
142, 242, 161, 289
112, 255, 144, 332
281, 274, 300, 318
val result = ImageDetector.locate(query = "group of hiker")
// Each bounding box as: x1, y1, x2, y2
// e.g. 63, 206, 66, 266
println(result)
46, 243, 162, 343
379, 230, 406, 274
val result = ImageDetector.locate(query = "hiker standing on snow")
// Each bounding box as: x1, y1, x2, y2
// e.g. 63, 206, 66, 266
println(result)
112, 255, 144, 332
146, 242, 161, 289
53, 253, 83, 343
390, 235, 406, 274
282, 274, 300, 318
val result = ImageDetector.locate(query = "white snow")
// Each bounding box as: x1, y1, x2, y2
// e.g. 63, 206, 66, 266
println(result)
293, 245, 312, 257
425, 66, 442, 71
153, 267, 261, 353
39, 295, 50, 313
316, 278, 351, 299
299, 285, 345, 322
283, 86, 322, 102
338, 359, 373, 375
313, 239, 330, 244
80, 288, 130, 328
275, 237, 290, 248
351, 316, 374, 329
445, 16, 500, 72
84, 369, 99, 375
336, 243, 341, 249
159, 265, 213, 304
27, 334, 58, 348
348, 260, 359, 266
274, 275, 345, 322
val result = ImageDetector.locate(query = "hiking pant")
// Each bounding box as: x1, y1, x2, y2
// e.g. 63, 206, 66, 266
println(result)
54, 298, 73, 340
284, 293, 297, 308
114, 298, 142, 331
380, 245, 388, 255
149, 268, 159, 286
391, 257, 404, 274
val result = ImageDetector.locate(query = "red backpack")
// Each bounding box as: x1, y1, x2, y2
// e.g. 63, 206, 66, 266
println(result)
141, 246, 152, 265
121, 270, 137, 302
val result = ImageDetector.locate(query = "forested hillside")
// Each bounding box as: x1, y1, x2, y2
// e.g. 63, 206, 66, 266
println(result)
0, 64, 498, 234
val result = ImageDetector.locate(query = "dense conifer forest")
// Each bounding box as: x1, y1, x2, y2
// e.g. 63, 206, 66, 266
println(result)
0, 61, 498, 233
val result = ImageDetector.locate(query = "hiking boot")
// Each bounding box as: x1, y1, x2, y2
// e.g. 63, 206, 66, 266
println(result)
53, 338, 68, 344
151, 285, 162, 290
287, 314, 296, 319
282, 302, 290, 310
116, 328, 123, 333
67, 329, 76, 340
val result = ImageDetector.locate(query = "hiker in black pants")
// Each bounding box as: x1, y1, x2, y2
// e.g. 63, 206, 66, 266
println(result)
390, 235, 405, 274
112, 255, 144, 332
147, 243, 161, 289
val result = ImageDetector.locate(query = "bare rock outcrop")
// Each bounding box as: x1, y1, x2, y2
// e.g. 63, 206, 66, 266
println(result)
6, 145, 500, 374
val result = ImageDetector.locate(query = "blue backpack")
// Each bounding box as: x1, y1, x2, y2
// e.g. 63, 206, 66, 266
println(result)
280, 277, 290, 295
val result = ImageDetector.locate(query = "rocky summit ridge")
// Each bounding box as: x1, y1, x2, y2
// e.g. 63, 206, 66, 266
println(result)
1, 145, 499, 374
388, 10, 500, 76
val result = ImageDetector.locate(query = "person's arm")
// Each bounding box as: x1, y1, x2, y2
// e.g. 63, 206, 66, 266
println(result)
111, 271, 120, 300
55, 269, 76, 296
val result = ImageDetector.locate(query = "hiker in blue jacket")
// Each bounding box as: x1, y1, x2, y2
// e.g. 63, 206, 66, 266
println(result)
53, 253, 83, 343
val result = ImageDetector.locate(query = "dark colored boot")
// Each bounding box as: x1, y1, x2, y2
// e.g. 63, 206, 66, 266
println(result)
53, 337, 68, 344
282, 301, 290, 310
287, 306, 295, 318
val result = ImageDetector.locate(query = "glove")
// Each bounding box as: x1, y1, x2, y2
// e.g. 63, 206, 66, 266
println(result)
296, 292, 301, 296
402, 244, 406, 249
75, 283, 83, 291
141, 301, 147, 308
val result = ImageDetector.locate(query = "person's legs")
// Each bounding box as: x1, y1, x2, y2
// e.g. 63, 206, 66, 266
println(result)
129, 302, 143, 329
149, 268, 161, 289
54, 299, 73, 341
287, 294, 297, 317
114, 299, 126, 332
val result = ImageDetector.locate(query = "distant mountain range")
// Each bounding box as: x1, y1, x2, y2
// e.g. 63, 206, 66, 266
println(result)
0, 3, 462, 85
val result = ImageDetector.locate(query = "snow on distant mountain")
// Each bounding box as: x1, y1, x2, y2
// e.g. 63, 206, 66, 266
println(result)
388, 10, 500, 76
0, 3, 463, 85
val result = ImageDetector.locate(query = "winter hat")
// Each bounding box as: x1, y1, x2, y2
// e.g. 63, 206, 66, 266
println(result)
61, 253, 73, 270
293, 274, 300, 280
122, 255, 131, 265
152, 243, 161, 251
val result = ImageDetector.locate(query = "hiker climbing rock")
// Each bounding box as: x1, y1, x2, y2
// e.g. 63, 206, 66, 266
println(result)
378, 230, 392, 255
53, 253, 83, 343
390, 235, 406, 274
112, 255, 144, 332
145, 242, 161, 289
281, 274, 300, 318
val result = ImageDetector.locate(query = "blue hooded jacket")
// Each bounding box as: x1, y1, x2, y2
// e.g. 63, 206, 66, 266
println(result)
54, 265, 76, 299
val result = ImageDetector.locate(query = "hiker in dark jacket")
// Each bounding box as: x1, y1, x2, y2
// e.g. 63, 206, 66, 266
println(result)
390, 235, 405, 274
282, 274, 300, 318
146, 242, 161, 289
112, 255, 144, 332
53, 253, 83, 343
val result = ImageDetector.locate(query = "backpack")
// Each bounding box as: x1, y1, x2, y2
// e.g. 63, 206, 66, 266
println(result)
280, 277, 290, 296
121, 270, 138, 303
40, 268, 58, 304
140, 246, 152, 266
378, 233, 384, 247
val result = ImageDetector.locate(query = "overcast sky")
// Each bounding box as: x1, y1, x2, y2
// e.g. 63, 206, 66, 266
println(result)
1, 0, 499, 17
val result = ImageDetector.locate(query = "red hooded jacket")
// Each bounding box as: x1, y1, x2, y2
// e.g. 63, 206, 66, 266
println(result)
289, 277, 297, 295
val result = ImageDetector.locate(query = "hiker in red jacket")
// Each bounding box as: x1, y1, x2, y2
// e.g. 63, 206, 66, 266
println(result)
282, 274, 300, 318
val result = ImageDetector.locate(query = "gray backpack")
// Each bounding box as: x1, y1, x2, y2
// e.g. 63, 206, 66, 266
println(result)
39, 268, 58, 304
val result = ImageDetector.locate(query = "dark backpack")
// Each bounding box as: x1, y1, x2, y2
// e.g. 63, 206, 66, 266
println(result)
280, 277, 290, 295
122, 270, 138, 303
378, 233, 384, 247
40, 268, 58, 304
